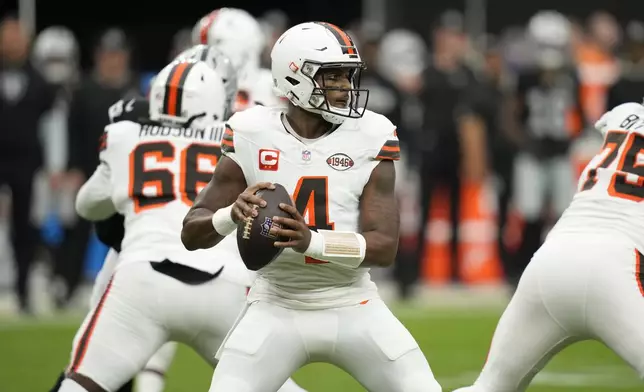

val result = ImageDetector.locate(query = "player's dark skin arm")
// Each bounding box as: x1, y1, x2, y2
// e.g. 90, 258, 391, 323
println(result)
356, 160, 400, 267
273, 160, 400, 267
181, 156, 271, 250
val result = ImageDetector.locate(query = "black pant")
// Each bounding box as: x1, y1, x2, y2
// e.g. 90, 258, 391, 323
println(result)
53, 218, 92, 303
395, 158, 461, 298
0, 165, 37, 309
493, 154, 516, 282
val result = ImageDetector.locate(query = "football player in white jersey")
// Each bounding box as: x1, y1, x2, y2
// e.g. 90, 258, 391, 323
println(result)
192, 7, 283, 112
54, 45, 243, 392
182, 22, 442, 392
59, 59, 305, 392
453, 102, 644, 392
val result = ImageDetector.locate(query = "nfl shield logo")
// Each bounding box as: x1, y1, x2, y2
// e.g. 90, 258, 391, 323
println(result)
301, 150, 311, 161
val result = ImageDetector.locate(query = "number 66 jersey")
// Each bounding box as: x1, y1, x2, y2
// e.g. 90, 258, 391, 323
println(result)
550, 102, 644, 250
81, 119, 247, 281
223, 105, 400, 309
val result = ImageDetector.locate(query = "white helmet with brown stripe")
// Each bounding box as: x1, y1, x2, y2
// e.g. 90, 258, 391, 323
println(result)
192, 8, 264, 74
271, 22, 369, 124
149, 59, 227, 128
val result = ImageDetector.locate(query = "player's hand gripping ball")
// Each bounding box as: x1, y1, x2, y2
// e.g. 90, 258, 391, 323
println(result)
236, 183, 294, 271
270, 203, 312, 253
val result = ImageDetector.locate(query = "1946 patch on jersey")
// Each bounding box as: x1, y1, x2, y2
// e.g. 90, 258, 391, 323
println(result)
326, 153, 354, 171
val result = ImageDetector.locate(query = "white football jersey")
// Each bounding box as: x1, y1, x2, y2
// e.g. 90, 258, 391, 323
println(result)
94, 120, 246, 277
223, 105, 400, 309
550, 103, 644, 250
233, 68, 285, 113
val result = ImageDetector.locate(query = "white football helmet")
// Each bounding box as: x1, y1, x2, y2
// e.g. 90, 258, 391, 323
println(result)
271, 22, 368, 125
192, 8, 265, 74
149, 59, 227, 128
32, 26, 79, 85
175, 44, 238, 120
527, 11, 571, 69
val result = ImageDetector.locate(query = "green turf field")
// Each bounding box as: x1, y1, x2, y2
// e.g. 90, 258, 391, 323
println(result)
0, 306, 640, 392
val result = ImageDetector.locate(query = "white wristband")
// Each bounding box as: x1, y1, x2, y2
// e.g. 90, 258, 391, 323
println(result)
211, 205, 236, 236
304, 230, 366, 269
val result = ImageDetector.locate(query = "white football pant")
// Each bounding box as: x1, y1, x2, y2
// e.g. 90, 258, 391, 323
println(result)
457, 232, 644, 392
65, 262, 304, 392
90, 249, 178, 392
209, 298, 442, 392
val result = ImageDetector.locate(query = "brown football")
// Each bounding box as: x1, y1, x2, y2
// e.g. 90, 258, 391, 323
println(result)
236, 183, 293, 271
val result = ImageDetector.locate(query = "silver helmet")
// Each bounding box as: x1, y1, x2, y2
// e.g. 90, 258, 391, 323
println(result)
175, 44, 238, 120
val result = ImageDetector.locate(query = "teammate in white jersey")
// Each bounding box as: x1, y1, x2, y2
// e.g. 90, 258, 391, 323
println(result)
56, 45, 242, 392
453, 102, 644, 392
193, 7, 283, 112
182, 22, 442, 392
59, 59, 305, 392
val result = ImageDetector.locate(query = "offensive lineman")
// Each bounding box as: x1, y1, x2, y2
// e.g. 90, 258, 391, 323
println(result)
193, 7, 283, 112
181, 22, 442, 392
53, 44, 245, 392
453, 102, 644, 392
59, 59, 304, 392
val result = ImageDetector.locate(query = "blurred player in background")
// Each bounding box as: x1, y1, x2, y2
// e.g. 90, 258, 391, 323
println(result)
508, 11, 584, 288
454, 101, 644, 391
458, 35, 518, 286
193, 7, 283, 112
59, 59, 304, 392
376, 28, 427, 297
182, 21, 441, 392
31, 26, 82, 295
416, 11, 480, 287
0, 16, 57, 314
607, 21, 644, 108
62, 28, 140, 307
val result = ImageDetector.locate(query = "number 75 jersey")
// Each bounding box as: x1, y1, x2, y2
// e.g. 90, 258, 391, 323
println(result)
551, 103, 644, 250
223, 105, 400, 309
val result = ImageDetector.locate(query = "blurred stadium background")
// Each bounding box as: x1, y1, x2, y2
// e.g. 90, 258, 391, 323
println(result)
1, 0, 643, 390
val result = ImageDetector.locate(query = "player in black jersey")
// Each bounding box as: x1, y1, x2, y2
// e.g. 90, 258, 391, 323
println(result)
509, 11, 585, 288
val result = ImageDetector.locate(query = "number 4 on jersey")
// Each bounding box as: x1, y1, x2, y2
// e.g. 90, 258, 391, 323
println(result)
581, 129, 644, 201
293, 177, 334, 264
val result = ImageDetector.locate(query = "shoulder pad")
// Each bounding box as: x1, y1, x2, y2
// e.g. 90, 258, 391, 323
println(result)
108, 98, 149, 124
359, 109, 396, 137
359, 110, 400, 161
227, 105, 272, 134
102, 121, 142, 151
